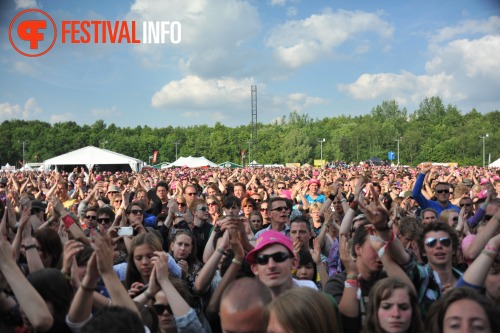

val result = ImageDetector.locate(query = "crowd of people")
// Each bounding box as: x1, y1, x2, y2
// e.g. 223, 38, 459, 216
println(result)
0, 162, 499, 333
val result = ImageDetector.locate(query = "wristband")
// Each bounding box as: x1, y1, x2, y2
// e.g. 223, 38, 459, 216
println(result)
349, 202, 358, 210
344, 280, 358, 288
24, 244, 37, 251
232, 258, 242, 266
62, 215, 75, 229
485, 243, 498, 254
481, 250, 497, 260
80, 283, 96, 293
346, 274, 358, 280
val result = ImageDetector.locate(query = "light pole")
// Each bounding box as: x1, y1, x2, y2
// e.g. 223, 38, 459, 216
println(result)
174, 141, 180, 160
318, 138, 325, 164
480, 134, 489, 167
246, 140, 252, 165
18, 140, 28, 167
395, 137, 402, 165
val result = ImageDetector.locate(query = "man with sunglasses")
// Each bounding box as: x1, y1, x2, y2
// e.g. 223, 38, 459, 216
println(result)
403, 222, 462, 317
191, 199, 212, 262
245, 230, 317, 297
255, 197, 291, 238
412, 162, 459, 218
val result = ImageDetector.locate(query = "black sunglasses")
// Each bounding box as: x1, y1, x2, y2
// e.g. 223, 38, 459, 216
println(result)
435, 189, 450, 194
424, 237, 451, 248
129, 209, 143, 215
85, 215, 97, 220
270, 206, 290, 212
459, 203, 472, 207
153, 304, 172, 315
97, 218, 111, 224
255, 252, 290, 265
484, 214, 493, 222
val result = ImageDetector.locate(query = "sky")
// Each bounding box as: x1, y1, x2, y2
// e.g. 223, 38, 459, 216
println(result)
1, 0, 499, 128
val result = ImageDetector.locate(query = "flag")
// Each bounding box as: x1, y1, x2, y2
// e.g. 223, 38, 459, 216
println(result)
152, 150, 158, 164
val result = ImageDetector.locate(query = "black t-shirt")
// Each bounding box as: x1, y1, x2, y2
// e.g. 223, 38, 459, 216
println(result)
192, 221, 213, 262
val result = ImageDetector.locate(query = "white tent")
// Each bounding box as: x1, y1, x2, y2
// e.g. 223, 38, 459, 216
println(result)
168, 156, 218, 168
490, 158, 500, 168
42, 146, 144, 172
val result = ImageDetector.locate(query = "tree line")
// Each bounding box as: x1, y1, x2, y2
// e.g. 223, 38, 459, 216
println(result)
0, 96, 498, 167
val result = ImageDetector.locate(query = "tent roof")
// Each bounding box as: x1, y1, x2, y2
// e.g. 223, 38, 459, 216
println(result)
490, 158, 500, 168
218, 161, 242, 168
42, 146, 144, 171
169, 156, 218, 168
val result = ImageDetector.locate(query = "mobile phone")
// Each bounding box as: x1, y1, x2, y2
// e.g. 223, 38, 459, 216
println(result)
117, 226, 133, 236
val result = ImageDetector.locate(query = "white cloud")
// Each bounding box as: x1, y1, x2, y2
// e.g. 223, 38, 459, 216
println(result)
50, 113, 75, 123
0, 98, 42, 120
91, 106, 122, 118
152, 75, 255, 109
430, 16, 500, 44
270, 0, 287, 6
341, 16, 500, 110
339, 71, 462, 104
152, 75, 326, 124
15, 0, 38, 9
266, 9, 393, 68
127, 0, 260, 77
14, 61, 38, 76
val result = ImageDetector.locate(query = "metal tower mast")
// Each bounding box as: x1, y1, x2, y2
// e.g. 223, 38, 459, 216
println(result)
251, 85, 257, 164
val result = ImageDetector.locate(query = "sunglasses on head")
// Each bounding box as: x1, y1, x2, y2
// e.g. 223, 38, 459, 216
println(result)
435, 189, 450, 194
255, 251, 290, 265
153, 304, 172, 315
424, 237, 451, 248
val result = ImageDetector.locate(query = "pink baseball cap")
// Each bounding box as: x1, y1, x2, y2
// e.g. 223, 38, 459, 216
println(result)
480, 178, 490, 185
245, 230, 294, 264
308, 179, 320, 185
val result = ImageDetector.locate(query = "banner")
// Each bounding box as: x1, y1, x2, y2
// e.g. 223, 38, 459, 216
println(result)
152, 150, 158, 164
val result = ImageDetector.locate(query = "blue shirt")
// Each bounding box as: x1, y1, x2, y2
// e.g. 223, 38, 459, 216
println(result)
412, 173, 460, 217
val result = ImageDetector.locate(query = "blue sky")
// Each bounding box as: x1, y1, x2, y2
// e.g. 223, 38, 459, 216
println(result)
1, 0, 499, 128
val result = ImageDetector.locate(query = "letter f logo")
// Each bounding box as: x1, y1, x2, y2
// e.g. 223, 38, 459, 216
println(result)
18, 20, 46, 49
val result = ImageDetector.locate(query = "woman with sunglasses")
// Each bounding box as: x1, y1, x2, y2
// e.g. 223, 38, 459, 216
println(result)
150, 253, 211, 333
165, 195, 191, 228
241, 197, 256, 220
205, 195, 222, 224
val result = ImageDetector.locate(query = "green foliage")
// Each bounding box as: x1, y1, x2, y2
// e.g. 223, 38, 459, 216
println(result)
0, 97, 498, 167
